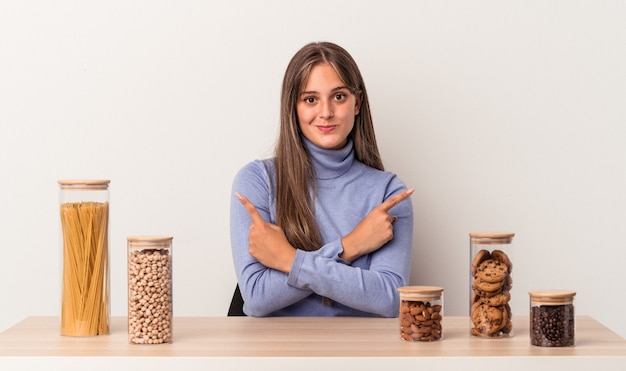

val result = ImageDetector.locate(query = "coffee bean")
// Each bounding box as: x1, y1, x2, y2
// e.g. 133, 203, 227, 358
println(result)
530, 304, 575, 347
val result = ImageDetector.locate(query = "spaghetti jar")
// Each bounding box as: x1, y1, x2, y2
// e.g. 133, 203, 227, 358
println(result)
469, 232, 514, 338
529, 290, 576, 347
398, 286, 444, 342
127, 236, 173, 344
58, 179, 110, 336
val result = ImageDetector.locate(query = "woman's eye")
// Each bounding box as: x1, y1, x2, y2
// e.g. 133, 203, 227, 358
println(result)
334, 93, 346, 101
304, 97, 316, 104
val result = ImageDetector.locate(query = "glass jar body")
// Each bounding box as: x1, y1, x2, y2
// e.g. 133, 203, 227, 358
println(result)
469, 232, 514, 338
529, 290, 576, 347
58, 180, 110, 336
398, 286, 444, 342
128, 236, 174, 344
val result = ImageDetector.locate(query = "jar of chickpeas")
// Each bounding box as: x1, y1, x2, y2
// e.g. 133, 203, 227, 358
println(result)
127, 236, 173, 344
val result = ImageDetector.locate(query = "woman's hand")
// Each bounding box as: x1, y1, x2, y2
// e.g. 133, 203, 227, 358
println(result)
236, 193, 297, 274
340, 189, 414, 262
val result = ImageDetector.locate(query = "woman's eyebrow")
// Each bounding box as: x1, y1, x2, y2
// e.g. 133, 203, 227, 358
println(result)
300, 86, 349, 96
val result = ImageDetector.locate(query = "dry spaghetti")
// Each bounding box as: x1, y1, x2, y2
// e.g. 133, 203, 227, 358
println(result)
60, 201, 110, 336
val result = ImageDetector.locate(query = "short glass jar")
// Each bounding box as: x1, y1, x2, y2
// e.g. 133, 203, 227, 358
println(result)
398, 286, 444, 342
529, 290, 576, 347
127, 236, 173, 344
469, 232, 514, 338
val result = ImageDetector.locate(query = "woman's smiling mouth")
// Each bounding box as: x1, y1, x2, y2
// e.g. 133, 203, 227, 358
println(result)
317, 125, 337, 133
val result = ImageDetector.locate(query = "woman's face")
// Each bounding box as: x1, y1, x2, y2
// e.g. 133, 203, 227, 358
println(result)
296, 63, 361, 150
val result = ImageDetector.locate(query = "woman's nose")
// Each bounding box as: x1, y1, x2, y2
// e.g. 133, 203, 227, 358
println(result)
318, 100, 334, 119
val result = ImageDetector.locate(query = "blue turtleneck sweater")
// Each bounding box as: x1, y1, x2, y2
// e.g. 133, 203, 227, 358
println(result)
230, 138, 413, 317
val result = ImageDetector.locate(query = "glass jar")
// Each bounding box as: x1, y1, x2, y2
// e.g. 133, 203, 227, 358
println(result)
469, 232, 514, 338
127, 236, 173, 344
529, 290, 576, 347
58, 179, 110, 336
398, 286, 444, 341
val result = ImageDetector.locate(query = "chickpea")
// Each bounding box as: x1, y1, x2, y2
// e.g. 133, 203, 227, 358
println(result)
128, 249, 172, 344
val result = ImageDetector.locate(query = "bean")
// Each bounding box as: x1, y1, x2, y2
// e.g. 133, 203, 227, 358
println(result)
530, 304, 575, 347
128, 249, 172, 344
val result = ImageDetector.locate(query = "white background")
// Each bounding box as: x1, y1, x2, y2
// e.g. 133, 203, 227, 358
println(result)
1, 0, 625, 339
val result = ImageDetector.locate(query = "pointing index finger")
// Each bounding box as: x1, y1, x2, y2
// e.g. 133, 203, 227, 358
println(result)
379, 188, 415, 212
235, 193, 265, 224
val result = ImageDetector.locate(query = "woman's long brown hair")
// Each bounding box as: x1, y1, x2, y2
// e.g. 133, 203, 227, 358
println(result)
275, 42, 383, 251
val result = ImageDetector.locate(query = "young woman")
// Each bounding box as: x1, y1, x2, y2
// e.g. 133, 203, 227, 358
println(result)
230, 41, 414, 317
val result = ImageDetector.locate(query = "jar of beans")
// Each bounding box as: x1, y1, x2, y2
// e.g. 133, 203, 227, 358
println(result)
127, 236, 173, 344
529, 290, 576, 347
398, 286, 444, 342
469, 232, 515, 338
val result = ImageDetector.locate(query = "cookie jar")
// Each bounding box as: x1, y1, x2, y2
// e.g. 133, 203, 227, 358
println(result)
529, 290, 576, 347
58, 179, 111, 336
398, 286, 444, 341
128, 236, 174, 344
469, 232, 514, 338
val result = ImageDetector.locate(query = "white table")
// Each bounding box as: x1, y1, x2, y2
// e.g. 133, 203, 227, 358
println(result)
1, 316, 625, 370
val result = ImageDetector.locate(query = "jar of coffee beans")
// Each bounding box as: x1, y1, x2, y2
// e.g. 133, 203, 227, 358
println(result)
529, 290, 576, 347
127, 236, 173, 344
398, 286, 444, 342
469, 232, 515, 338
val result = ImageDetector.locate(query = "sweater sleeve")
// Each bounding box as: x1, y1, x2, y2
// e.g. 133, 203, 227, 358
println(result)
286, 177, 414, 317
230, 160, 314, 316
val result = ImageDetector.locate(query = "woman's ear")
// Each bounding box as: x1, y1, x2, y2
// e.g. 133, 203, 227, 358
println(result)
354, 92, 362, 115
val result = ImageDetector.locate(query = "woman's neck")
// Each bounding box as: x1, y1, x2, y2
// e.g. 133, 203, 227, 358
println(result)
303, 137, 354, 180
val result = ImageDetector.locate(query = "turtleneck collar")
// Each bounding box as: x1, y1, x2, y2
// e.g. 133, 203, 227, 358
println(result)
303, 137, 355, 180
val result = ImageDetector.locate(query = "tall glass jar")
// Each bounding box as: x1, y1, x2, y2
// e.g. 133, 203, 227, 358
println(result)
398, 286, 444, 342
529, 290, 576, 347
58, 179, 110, 336
127, 236, 173, 344
469, 232, 514, 338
